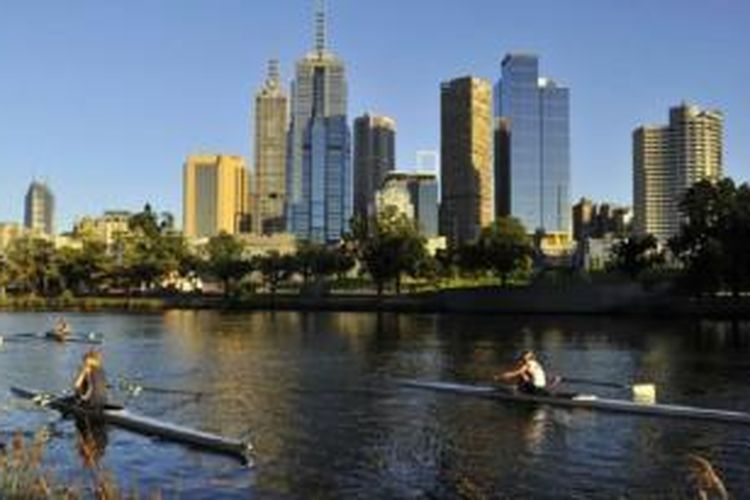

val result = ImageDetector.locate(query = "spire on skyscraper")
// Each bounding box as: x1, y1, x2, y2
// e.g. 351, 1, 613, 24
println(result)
267, 59, 280, 87
314, 0, 327, 53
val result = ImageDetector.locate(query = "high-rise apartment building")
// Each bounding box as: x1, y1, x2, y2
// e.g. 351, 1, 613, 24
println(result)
439, 76, 493, 245
286, 2, 351, 243
377, 171, 439, 237
495, 53, 570, 238
353, 113, 395, 219
24, 181, 55, 235
633, 103, 723, 240
183, 155, 249, 239
254, 60, 289, 235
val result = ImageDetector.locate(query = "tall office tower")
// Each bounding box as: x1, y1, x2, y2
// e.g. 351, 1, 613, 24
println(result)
633, 103, 723, 241
254, 59, 289, 235
183, 154, 249, 239
377, 171, 439, 237
286, 1, 351, 243
24, 181, 55, 235
353, 113, 396, 219
439, 76, 494, 245
495, 53, 570, 238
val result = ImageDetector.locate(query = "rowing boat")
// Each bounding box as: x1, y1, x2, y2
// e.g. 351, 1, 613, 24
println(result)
400, 380, 750, 427
1, 331, 103, 345
11, 386, 252, 463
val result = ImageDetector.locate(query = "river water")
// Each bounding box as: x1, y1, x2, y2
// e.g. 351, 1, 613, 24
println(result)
0, 311, 748, 498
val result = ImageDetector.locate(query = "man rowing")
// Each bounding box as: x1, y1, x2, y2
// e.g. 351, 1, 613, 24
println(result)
49, 317, 71, 342
73, 350, 109, 412
495, 350, 551, 395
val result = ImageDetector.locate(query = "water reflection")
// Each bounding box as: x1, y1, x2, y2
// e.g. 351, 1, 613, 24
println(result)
75, 418, 108, 469
1, 312, 749, 497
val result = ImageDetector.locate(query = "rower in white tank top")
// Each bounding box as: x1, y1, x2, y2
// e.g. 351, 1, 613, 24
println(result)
495, 350, 549, 395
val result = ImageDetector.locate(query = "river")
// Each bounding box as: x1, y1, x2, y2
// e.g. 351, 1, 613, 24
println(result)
0, 311, 748, 498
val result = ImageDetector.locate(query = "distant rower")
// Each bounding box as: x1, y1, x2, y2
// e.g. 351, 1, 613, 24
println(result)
50, 317, 71, 342
496, 350, 549, 395
74, 350, 109, 411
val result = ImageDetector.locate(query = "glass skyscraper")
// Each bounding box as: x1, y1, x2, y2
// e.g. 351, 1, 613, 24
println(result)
286, 3, 351, 243
495, 54, 570, 237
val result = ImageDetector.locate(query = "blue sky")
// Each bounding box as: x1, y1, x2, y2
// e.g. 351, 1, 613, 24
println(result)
0, 0, 748, 230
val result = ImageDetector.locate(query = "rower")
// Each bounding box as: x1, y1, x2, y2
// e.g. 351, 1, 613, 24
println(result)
73, 350, 109, 411
51, 317, 71, 342
495, 350, 550, 395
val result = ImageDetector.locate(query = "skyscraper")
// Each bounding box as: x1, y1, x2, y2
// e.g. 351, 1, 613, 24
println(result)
353, 113, 395, 219
183, 154, 249, 239
439, 76, 494, 245
495, 53, 570, 238
254, 59, 289, 235
24, 181, 55, 235
633, 103, 723, 240
286, 1, 351, 243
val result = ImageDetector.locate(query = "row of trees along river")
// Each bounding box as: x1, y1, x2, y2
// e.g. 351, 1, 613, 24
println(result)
1, 178, 749, 300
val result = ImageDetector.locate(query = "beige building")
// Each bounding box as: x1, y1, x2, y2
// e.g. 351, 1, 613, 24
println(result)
439, 76, 494, 245
254, 60, 289, 235
73, 211, 131, 247
634, 103, 723, 240
183, 155, 249, 239
0, 222, 24, 251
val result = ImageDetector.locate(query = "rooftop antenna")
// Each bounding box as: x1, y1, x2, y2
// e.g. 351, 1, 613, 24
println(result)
314, 0, 327, 53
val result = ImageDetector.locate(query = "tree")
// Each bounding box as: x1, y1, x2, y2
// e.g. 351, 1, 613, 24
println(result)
296, 242, 350, 284
477, 217, 533, 287
256, 251, 297, 296
114, 204, 191, 293
670, 178, 750, 296
205, 232, 250, 298
57, 239, 112, 295
0, 254, 9, 300
609, 234, 662, 280
347, 207, 427, 295
6, 236, 59, 295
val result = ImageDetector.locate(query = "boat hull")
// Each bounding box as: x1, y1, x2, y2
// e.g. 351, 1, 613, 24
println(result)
400, 380, 750, 426
11, 386, 251, 463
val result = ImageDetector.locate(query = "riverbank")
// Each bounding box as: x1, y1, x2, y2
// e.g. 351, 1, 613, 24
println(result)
3, 284, 750, 318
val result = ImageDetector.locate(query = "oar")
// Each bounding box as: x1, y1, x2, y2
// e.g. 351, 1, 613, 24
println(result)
116, 377, 203, 399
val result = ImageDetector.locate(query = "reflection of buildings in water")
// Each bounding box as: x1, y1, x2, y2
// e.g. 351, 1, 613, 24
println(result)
160, 310, 309, 476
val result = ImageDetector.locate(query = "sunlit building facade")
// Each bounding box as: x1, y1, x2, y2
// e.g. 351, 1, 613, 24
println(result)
183, 155, 249, 239
254, 60, 289, 236
377, 171, 439, 237
439, 76, 494, 245
633, 103, 723, 240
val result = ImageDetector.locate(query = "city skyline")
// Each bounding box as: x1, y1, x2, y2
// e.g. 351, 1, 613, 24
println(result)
0, 0, 748, 230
